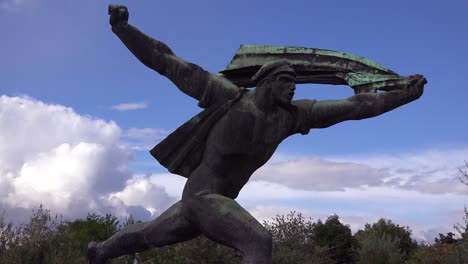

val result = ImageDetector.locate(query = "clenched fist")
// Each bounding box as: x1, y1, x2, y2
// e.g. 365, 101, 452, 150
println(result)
408, 74, 427, 98
108, 4, 129, 27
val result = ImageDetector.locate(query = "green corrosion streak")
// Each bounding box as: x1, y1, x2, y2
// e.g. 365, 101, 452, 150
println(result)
346, 73, 401, 86
230, 44, 393, 73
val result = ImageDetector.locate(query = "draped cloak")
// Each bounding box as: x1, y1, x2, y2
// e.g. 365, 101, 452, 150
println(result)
150, 89, 245, 178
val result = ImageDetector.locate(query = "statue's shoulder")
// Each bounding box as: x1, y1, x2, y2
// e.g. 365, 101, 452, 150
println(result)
198, 75, 242, 108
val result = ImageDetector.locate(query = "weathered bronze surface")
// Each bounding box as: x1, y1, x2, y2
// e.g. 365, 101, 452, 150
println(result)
88, 4, 427, 264
220, 44, 402, 93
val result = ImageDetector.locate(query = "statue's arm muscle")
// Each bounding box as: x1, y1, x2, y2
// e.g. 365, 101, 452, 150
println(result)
112, 23, 236, 101
306, 77, 426, 129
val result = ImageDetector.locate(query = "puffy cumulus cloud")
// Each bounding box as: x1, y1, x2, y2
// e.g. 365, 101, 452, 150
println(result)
252, 157, 388, 191
0, 95, 174, 222
109, 174, 177, 217
8, 143, 129, 212
417, 226, 455, 243
144, 173, 186, 198
0, 95, 120, 172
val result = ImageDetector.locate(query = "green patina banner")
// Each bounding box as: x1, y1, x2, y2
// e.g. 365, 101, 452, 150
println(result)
220, 45, 407, 94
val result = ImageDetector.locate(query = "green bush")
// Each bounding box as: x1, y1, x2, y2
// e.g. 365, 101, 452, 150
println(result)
357, 231, 403, 264
407, 244, 458, 264
354, 218, 417, 261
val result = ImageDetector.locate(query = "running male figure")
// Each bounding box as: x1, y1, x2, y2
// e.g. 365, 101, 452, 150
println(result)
88, 5, 427, 264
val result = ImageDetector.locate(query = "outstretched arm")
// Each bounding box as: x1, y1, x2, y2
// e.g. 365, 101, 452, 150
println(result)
301, 74, 426, 129
108, 5, 237, 103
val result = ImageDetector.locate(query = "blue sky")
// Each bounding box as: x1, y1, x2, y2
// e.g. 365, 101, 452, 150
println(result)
1, 0, 468, 242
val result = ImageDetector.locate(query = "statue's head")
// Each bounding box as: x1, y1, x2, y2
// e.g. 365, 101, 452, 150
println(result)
252, 60, 296, 106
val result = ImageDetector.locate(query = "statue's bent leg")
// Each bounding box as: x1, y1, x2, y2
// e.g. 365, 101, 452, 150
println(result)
183, 193, 272, 264
88, 201, 199, 263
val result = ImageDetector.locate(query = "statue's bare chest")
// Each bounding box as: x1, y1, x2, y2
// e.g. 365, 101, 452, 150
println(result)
207, 99, 292, 157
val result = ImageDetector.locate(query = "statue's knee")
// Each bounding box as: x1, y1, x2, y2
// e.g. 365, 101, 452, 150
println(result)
251, 229, 272, 252
243, 230, 272, 262
179, 198, 196, 220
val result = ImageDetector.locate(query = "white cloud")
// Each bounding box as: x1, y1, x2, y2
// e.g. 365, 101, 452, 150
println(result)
146, 173, 186, 197
236, 149, 468, 242
124, 128, 169, 140
122, 128, 170, 150
109, 174, 177, 217
2, 94, 467, 243
253, 157, 387, 191
112, 148, 468, 242
140, 170, 466, 243
0, 95, 173, 222
0, 95, 120, 171
111, 102, 147, 111
419, 226, 455, 243
239, 180, 316, 200
329, 149, 468, 194
251, 149, 468, 195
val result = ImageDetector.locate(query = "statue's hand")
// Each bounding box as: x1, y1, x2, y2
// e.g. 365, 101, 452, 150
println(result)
108, 4, 129, 27
408, 74, 427, 98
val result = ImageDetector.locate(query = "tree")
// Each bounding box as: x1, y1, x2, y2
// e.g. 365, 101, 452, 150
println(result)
312, 215, 358, 264
0, 205, 72, 263
0, 205, 125, 264
357, 231, 403, 264
263, 211, 331, 264
67, 213, 119, 248
354, 218, 417, 260
0, 211, 19, 260
435, 232, 457, 245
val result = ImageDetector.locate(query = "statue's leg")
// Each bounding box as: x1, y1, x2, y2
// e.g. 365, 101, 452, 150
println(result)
183, 193, 272, 264
88, 201, 199, 264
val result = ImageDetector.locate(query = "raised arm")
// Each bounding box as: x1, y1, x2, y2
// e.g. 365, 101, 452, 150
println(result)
108, 5, 238, 104
299, 74, 427, 129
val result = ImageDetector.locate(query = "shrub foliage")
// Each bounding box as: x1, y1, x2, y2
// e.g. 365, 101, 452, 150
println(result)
3, 206, 468, 263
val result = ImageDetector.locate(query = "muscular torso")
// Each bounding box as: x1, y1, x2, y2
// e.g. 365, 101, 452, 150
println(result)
183, 91, 299, 199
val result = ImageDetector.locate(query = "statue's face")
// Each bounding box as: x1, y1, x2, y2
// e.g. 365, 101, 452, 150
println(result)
271, 73, 296, 105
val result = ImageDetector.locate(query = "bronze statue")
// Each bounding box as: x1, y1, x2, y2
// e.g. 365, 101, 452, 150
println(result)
88, 5, 427, 264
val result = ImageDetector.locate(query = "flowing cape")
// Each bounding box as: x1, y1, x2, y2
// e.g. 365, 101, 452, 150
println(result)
150, 90, 245, 178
